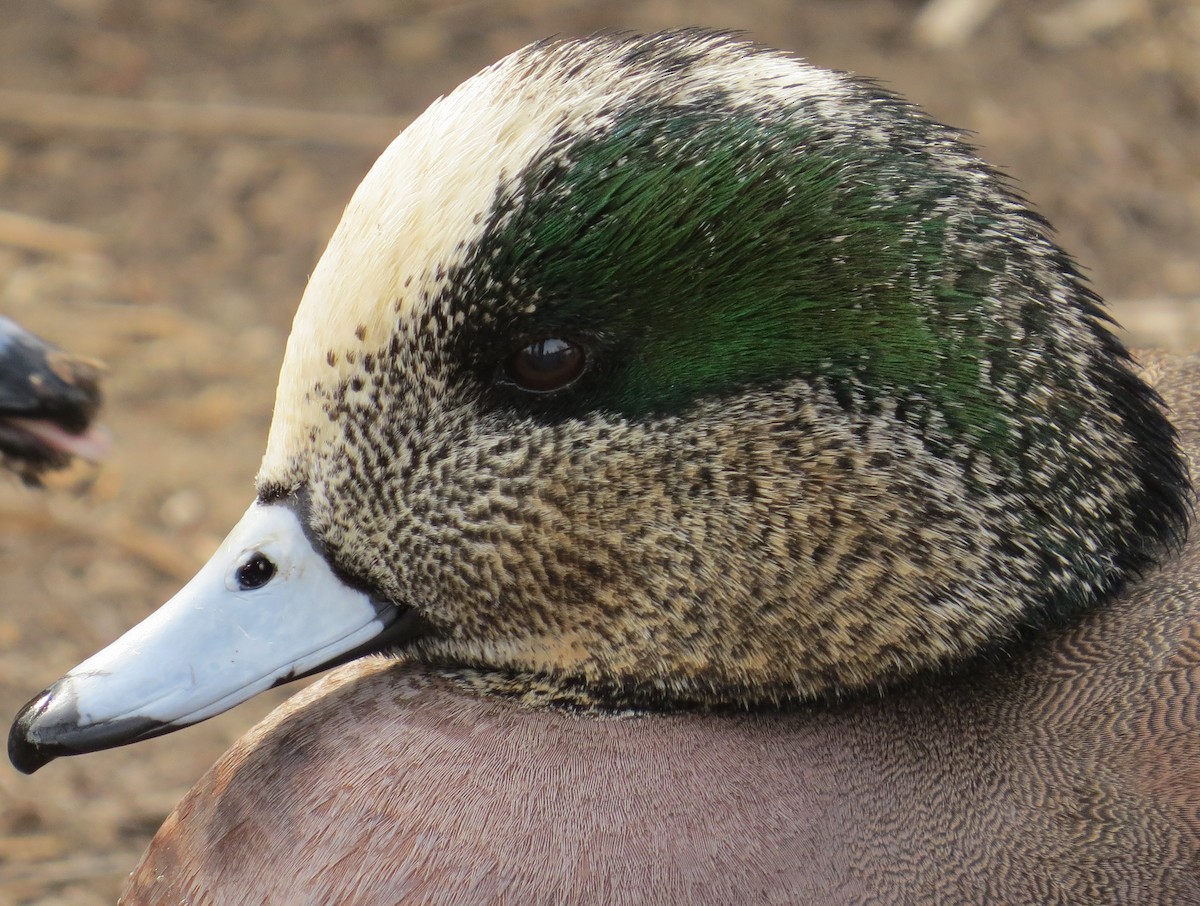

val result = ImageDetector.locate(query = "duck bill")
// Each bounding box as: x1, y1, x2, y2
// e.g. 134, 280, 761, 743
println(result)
0, 315, 108, 474
8, 501, 417, 774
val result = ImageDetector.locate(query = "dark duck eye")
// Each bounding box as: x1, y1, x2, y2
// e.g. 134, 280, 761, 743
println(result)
235, 552, 277, 590
506, 338, 586, 393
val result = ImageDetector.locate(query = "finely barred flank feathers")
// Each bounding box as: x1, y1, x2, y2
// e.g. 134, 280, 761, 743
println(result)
257, 31, 1189, 706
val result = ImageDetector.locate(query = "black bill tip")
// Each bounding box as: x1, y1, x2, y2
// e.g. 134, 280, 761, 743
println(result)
8, 677, 161, 774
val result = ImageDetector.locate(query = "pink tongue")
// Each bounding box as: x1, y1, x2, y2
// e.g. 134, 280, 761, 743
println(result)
6, 417, 112, 461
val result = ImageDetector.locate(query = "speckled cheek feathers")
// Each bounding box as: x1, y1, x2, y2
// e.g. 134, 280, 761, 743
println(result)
253, 33, 1188, 706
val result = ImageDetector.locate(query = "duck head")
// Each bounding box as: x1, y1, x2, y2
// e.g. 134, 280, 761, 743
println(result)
0, 315, 107, 483
10, 31, 1188, 773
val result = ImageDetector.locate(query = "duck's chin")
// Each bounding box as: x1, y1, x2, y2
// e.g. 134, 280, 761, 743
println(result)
7, 501, 429, 774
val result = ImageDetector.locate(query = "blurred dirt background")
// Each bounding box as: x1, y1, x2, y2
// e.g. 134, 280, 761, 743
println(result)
0, 1, 1197, 903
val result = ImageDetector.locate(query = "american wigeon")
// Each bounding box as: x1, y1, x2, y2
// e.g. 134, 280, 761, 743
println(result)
10, 31, 1198, 903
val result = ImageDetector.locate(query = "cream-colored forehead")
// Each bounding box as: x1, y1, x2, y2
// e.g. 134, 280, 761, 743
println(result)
260, 36, 850, 481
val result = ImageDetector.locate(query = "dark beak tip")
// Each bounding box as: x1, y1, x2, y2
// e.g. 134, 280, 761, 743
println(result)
8, 680, 178, 771
9, 691, 58, 774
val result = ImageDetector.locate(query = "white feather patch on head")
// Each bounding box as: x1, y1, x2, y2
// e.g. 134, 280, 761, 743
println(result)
260, 34, 853, 481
